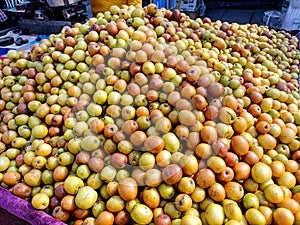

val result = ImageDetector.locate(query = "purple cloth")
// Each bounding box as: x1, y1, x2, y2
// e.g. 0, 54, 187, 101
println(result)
0, 9, 7, 22
0, 186, 66, 225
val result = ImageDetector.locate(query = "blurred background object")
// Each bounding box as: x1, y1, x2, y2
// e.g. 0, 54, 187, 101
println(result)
1, 0, 88, 35
280, 0, 300, 33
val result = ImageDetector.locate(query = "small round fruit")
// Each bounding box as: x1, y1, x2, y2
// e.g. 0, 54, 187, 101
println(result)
0, 156, 11, 172
64, 176, 84, 195
245, 208, 266, 225
75, 186, 98, 209
264, 184, 284, 204
181, 214, 202, 225
251, 162, 272, 183
130, 203, 153, 225
174, 194, 193, 211
224, 182, 244, 201
205, 203, 224, 225
243, 193, 259, 209
273, 208, 294, 225
162, 164, 182, 185
31, 192, 50, 210
195, 168, 215, 189
118, 178, 138, 201
96, 211, 114, 225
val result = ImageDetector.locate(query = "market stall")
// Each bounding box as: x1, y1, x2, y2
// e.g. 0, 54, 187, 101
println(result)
0, 1, 300, 225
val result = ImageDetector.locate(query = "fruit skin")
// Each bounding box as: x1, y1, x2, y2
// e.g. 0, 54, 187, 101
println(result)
162, 133, 180, 153
162, 164, 183, 185
181, 214, 202, 225
12, 183, 32, 199
143, 187, 160, 209
75, 186, 98, 210
205, 203, 224, 225
24, 169, 42, 187
0, 156, 11, 172
243, 193, 259, 209
224, 182, 244, 201
118, 178, 138, 201
64, 176, 84, 195
80, 136, 100, 151
263, 184, 284, 204
251, 162, 272, 183
130, 203, 153, 225
31, 192, 50, 210
223, 200, 243, 221
96, 211, 114, 225
174, 193, 193, 211
273, 207, 294, 225
245, 208, 266, 225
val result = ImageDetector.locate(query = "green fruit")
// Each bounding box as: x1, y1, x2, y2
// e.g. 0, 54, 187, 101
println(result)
42, 170, 54, 185
223, 200, 242, 221
24, 169, 42, 187
87, 103, 102, 117
100, 165, 116, 182
73, 121, 88, 136
205, 203, 224, 225
243, 193, 259, 209
15, 115, 29, 125
162, 133, 180, 153
58, 152, 74, 166
64, 176, 84, 195
251, 162, 272, 183
106, 195, 125, 212
158, 183, 175, 200
93, 90, 107, 105
5, 148, 20, 160
76, 165, 91, 180
155, 26, 165, 36
245, 208, 266, 225
81, 136, 100, 151
0, 156, 10, 172
18, 125, 31, 138
31, 125, 48, 139
92, 200, 105, 217
139, 152, 155, 171
130, 203, 153, 225
75, 186, 98, 209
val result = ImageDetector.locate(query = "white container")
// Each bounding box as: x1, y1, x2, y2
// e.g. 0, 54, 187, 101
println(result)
263, 10, 281, 29
179, 0, 199, 12
281, 1, 300, 31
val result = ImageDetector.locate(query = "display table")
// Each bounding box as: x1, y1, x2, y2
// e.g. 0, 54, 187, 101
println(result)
0, 30, 48, 57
